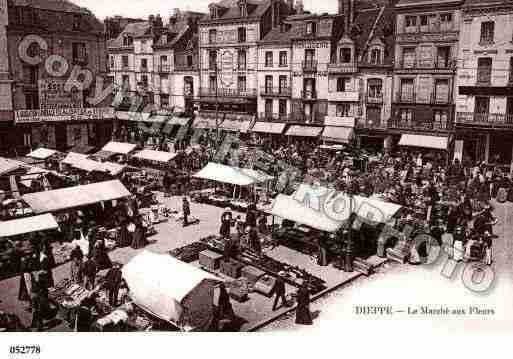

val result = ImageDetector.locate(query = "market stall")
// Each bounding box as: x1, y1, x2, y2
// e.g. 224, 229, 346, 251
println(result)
122, 251, 223, 331
101, 142, 138, 156
26, 148, 58, 161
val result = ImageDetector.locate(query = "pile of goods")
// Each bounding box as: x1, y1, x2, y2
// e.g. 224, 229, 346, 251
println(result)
169, 242, 210, 263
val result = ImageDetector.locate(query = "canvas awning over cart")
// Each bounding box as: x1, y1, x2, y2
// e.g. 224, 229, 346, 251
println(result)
133, 150, 178, 163
0, 214, 59, 238
26, 148, 58, 160
22, 180, 131, 214
101, 142, 137, 155
122, 251, 222, 331
193, 162, 258, 186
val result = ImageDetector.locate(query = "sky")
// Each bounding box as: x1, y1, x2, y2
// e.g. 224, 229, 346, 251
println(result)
74, 0, 338, 20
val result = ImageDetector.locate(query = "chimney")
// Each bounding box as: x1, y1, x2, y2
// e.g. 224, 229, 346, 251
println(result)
174, 8, 181, 18
295, 0, 304, 14
287, 0, 294, 12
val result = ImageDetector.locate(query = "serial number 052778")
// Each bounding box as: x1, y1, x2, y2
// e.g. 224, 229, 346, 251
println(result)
9, 346, 41, 355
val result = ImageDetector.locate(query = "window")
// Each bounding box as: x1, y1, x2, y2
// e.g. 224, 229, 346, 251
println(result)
405, 16, 417, 32
419, 15, 429, 32
73, 14, 81, 30
210, 7, 218, 19
336, 77, 348, 92
123, 36, 133, 46
509, 57, 513, 83
480, 21, 495, 44
17, 7, 35, 25
265, 52, 273, 67
475, 97, 490, 114
209, 29, 217, 44
279, 75, 287, 92
238, 50, 246, 70
72, 42, 87, 64
209, 75, 217, 91
279, 51, 287, 67
187, 55, 193, 67
368, 79, 382, 98
265, 75, 273, 92
122, 75, 130, 90
436, 47, 451, 68
109, 56, 114, 69
440, 13, 453, 31
265, 99, 273, 115
141, 58, 148, 70
184, 77, 194, 96
122, 55, 129, 69
238, 76, 246, 92
370, 48, 381, 64
336, 104, 351, 117
160, 55, 168, 65
340, 48, 352, 63
305, 49, 315, 63
25, 91, 38, 110
239, 4, 247, 17
160, 94, 170, 107
433, 110, 448, 128
434, 79, 450, 103
238, 27, 246, 43
23, 133, 32, 147
209, 51, 217, 69
279, 99, 287, 116
477, 58, 492, 84
400, 78, 414, 101
402, 47, 416, 68
400, 108, 413, 122
140, 75, 148, 88
305, 22, 316, 35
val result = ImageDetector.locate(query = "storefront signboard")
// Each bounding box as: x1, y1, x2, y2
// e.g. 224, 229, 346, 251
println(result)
39, 79, 83, 109
14, 107, 115, 124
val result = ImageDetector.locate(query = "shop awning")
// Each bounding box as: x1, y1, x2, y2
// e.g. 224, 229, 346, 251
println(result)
116, 111, 151, 122
145, 115, 168, 124
239, 168, 274, 183
69, 144, 95, 154
167, 117, 190, 126
62, 152, 88, 166
27, 148, 57, 160
192, 117, 222, 129
133, 150, 178, 163
91, 150, 117, 160
70, 157, 103, 172
322, 126, 354, 143
219, 119, 252, 133
0, 214, 59, 238
22, 180, 131, 214
0, 157, 26, 176
251, 121, 286, 134
99, 162, 126, 176
101, 141, 137, 155
398, 134, 448, 150
285, 125, 323, 137
193, 162, 257, 186
123, 251, 221, 330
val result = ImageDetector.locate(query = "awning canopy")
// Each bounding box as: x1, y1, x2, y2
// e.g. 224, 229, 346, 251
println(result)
322, 126, 354, 143
398, 134, 448, 150
62, 152, 88, 166
122, 251, 221, 330
219, 119, 252, 133
101, 141, 137, 155
145, 115, 168, 124
285, 125, 323, 137
99, 162, 126, 176
133, 150, 178, 163
27, 148, 57, 160
192, 117, 221, 129
193, 162, 257, 186
251, 122, 286, 134
69, 144, 95, 154
116, 111, 151, 122
91, 150, 117, 160
0, 157, 26, 176
167, 117, 190, 126
0, 214, 59, 238
239, 168, 274, 183
22, 180, 131, 214
70, 157, 102, 172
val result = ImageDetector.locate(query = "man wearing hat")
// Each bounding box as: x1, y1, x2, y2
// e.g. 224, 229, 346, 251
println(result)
182, 197, 191, 227
104, 262, 123, 307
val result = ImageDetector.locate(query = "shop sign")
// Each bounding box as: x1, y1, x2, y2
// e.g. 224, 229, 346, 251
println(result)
14, 107, 115, 124
39, 78, 83, 109
324, 116, 355, 127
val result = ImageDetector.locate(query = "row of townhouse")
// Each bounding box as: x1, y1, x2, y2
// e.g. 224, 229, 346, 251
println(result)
108, 0, 513, 168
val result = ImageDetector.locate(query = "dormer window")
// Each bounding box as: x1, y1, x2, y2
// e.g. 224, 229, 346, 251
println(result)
305, 22, 316, 35
238, 0, 247, 17
73, 14, 81, 30
123, 36, 133, 47
340, 47, 352, 63
210, 6, 218, 19
369, 48, 382, 64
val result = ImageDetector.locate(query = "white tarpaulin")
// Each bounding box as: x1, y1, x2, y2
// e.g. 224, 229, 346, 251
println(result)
193, 162, 257, 186
251, 122, 286, 134
285, 125, 323, 137
122, 251, 221, 330
398, 134, 448, 150
0, 214, 59, 238
22, 180, 131, 214
0, 157, 25, 176
219, 119, 252, 133
99, 162, 126, 176
101, 142, 137, 155
27, 148, 57, 160
239, 168, 274, 183
321, 126, 354, 143
133, 150, 177, 163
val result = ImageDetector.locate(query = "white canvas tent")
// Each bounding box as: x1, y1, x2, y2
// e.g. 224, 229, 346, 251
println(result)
122, 251, 222, 331
193, 162, 257, 186
133, 150, 177, 163
101, 141, 137, 155
0, 214, 59, 238
27, 148, 58, 160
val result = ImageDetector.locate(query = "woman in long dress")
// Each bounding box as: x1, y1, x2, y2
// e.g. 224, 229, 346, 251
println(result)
130, 219, 148, 250
295, 281, 313, 325
117, 221, 131, 248
18, 257, 32, 308
92, 238, 112, 271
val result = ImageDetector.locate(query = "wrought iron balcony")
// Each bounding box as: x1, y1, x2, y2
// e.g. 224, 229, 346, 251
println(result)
356, 117, 386, 130
301, 90, 317, 100
158, 64, 171, 73
387, 118, 452, 131
396, 58, 456, 71
395, 92, 416, 103
327, 62, 357, 74
175, 64, 198, 71
258, 112, 293, 122
366, 92, 384, 104
456, 112, 513, 128
260, 86, 292, 97
199, 87, 257, 98
302, 60, 318, 73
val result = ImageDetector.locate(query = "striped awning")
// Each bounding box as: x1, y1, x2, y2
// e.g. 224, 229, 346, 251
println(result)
251, 122, 286, 134
285, 125, 323, 137
322, 126, 354, 143
399, 134, 448, 150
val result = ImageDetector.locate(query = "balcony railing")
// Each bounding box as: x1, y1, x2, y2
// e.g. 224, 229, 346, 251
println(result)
291, 112, 325, 124
175, 64, 198, 71
456, 112, 513, 128
139, 66, 149, 73
327, 62, 357, 73
366, 93, 384, 104
395, 92, 416, 103
302, 60, 318, 72
327, 90, 359, 102
258, 112, 293, 122
388, 118, 452, 131
301, 90, 317, 100
199, 87, 257, 98
158, 64, 171, 73
396, 58, 456, 70
260, 86, 292, 97
356, 118, 386, 130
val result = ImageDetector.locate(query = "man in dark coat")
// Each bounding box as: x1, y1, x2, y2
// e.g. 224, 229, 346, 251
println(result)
270, 276, 287, 311
83, 255, 97, 290
295, 280, 313, 325
104, 263, 123, 306
182, 197, 191, 227
163, 172, 172, 196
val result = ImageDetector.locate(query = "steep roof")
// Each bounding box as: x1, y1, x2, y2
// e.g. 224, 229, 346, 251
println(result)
108, 21, 151, 48
12, 0, 88, 13
201, 0, 271, 22
396, 0, 462, 7
259, 26, 295, 44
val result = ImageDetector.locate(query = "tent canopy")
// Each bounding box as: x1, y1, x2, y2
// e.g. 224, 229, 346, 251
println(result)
285, 125, 323, 137
239, 168, 274, 183
22, 180, 131, 214
99, 162, 126, 176
219, 119, 252, 133
398, 134, 448, 150
193, 162, 257, 186
193, 117, 221, 129
0, 214, 59, 238
62, 152, 88, 165
133, 150, 177, 163
27, 148, 57, 160
101, 141, 137, 155
0, 157, 25, 176
322, 126, 354, 143
69, 144, 95, 154
122, 251, 221, 330
251, 121, 286, 134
